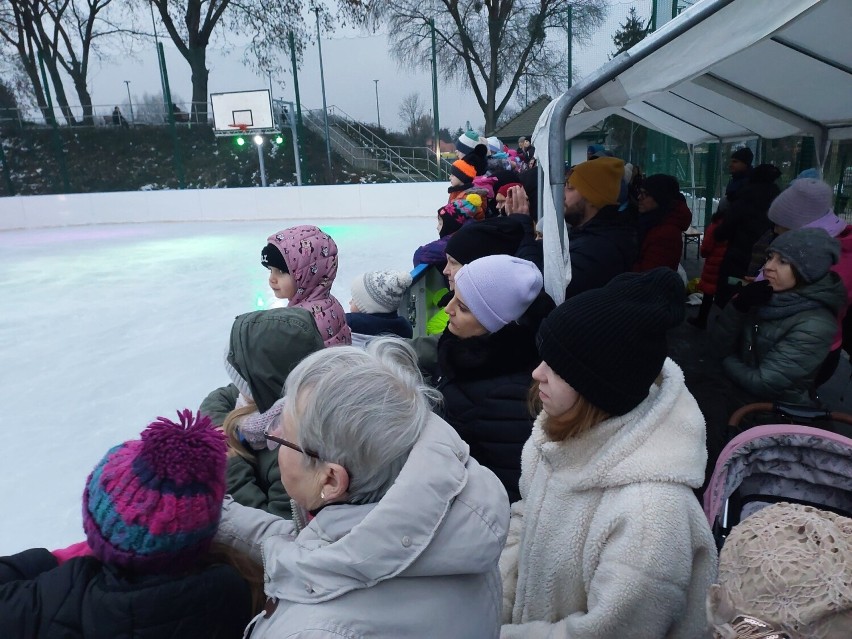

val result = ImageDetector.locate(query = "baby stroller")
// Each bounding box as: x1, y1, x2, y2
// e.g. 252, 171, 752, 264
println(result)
703, 402, 852, 549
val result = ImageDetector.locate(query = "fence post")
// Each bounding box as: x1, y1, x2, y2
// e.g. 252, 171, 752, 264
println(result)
157, 42, 186, 189
430, 18, 441, 176
37, 51, 71, 193
0, 137, 15, 196
703, 142, 718, 229
288, 31, 306, 183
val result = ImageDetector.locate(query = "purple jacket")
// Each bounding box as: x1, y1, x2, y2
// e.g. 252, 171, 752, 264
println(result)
267, 225, 351, 347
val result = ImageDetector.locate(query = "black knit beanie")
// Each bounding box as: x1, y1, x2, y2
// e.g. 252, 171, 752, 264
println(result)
537, 268, 686, 416
445, 216, 525, 264
642, 174, 680, 211
261, 243, 288, 272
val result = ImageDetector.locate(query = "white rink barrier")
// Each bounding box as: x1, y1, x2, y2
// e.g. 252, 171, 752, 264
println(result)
0, 182, 448, 230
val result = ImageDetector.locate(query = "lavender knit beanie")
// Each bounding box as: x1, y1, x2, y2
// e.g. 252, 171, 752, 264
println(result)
83, 410, 226, 574
453, 255, 542, 333
768, 178, 837, 232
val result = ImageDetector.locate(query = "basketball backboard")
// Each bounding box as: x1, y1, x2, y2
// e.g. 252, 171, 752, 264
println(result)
211, 90, 274, 136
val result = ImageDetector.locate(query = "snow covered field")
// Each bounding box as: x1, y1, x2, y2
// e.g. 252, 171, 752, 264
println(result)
0, 217, 433, 554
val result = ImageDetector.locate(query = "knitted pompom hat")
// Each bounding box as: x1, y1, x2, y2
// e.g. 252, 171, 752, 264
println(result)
709, 502, 852, 639
767, 227, 840, 284
83, 410, 227, 574
450, 157, 477, 185
351, 270, 413, 313
537, 268, 685, 416
454, 255, 542, 333
439, 193, 484, 237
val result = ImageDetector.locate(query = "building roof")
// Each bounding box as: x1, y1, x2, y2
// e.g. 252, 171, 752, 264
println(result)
492, 95, 551, 140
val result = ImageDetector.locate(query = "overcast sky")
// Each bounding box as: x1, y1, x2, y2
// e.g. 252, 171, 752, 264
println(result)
82, 2, 674, 133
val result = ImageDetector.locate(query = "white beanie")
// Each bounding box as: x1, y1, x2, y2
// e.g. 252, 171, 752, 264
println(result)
454, 255, 542, 333
486, 136, 503, 155
351, 270, 412, 314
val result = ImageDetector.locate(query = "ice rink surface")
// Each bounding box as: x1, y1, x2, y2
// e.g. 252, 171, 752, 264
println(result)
0, 217, 433, 554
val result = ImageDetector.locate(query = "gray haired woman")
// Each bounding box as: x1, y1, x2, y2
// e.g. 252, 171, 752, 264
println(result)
215, 338, 510, 638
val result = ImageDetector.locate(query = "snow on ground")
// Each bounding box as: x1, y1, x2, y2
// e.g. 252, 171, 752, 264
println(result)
0, 218, 433, 554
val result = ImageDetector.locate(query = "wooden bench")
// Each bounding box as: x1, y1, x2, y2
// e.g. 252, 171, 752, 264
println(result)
683, 226, 703, 259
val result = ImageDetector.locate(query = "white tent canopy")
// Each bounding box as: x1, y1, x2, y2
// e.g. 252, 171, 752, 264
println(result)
535, 0, 852, 303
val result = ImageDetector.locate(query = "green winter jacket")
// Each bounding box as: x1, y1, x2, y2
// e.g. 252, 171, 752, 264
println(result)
713, 273, 846, 404
199, 307, 324, 519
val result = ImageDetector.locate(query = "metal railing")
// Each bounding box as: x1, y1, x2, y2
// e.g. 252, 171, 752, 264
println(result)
0, 102, 211, 129
303, 105, 448, 182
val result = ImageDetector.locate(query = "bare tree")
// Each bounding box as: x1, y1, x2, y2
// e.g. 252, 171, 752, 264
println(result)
0, 0, 124, 125
371, 0, 607, 132
146, 0, 366, 124
35, 0, 126, 125
398, 91, 424, 138
0, 1, 52, 121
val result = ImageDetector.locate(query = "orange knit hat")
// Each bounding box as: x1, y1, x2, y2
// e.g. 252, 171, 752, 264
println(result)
568, 157, 625, 209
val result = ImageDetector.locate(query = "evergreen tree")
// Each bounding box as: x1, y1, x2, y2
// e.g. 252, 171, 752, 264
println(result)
612, 7, 650, 57
606, 7, 651, 162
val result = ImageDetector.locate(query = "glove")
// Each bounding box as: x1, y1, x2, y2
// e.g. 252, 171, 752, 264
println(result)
732, 280, 773, 312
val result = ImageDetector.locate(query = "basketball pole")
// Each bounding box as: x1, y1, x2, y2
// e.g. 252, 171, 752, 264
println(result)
256, 139, 268, 187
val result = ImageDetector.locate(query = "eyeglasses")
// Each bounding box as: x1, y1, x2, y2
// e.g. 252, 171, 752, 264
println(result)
265, 432, 321, 458
264, 413, 319, 458
637, 190, 648, 199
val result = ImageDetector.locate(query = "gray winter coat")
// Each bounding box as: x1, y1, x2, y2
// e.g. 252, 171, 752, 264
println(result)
713, 273, 846, 404
215, 413, 510, 639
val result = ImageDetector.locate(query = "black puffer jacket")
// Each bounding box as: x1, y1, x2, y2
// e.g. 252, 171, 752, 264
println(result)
715, 163, 781, 304
0, 548, 252, 639
564, 205, 638, 300
436, 296, 553, 501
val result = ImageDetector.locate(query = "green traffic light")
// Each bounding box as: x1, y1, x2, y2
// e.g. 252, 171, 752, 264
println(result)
236, 136, 245, 146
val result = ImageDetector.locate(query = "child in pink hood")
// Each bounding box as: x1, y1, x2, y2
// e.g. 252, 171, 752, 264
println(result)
261, 225, 351, 347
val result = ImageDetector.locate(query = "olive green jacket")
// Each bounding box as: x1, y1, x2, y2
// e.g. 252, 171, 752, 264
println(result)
713, 273, 846, 404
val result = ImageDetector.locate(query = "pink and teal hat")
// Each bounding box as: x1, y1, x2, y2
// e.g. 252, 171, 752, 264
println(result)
82, 410, 227, 574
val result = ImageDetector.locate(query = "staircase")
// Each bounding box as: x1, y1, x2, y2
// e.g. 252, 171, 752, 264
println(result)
301, 106, 449, 182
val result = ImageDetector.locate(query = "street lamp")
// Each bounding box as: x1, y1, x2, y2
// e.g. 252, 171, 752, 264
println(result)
315, 8, 333, 182
124, 80, 134, 124
373, 79, 381, 129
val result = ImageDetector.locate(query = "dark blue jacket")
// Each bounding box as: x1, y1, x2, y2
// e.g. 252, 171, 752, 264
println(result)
346, 311, 413, 338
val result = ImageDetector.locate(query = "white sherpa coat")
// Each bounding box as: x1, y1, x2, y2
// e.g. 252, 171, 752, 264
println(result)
500, 358, 717, 639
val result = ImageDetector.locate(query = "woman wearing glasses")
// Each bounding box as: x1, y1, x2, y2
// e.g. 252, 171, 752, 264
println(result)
215, 338, 510, 638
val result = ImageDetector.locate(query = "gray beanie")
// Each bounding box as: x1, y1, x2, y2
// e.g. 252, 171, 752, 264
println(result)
454, 255, 542, 333
768, 228, 840, 283
768, 178, 835, 230
351, 270, 412, 314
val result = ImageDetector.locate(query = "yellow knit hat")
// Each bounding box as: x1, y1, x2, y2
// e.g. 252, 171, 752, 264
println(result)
568, 157, 625, 209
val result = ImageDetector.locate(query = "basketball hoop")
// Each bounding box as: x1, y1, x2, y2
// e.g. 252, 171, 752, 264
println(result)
228, 123, 250, 133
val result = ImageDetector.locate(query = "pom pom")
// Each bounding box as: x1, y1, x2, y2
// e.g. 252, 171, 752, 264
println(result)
138, 410, 226, 486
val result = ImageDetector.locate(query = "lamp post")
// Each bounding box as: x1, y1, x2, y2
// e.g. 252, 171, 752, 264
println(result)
373, 79, 381, 129
124, 80, 134, 124
315, 8, 333, 182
